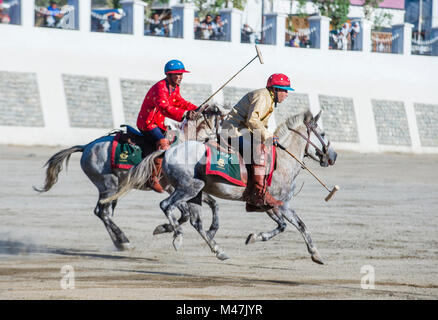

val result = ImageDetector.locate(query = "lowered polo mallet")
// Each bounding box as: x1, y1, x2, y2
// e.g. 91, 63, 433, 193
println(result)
276, 143, 339, 202
196, 45, 264, 114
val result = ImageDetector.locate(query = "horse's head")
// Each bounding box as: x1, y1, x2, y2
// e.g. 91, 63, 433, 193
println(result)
285, 110, 337, 167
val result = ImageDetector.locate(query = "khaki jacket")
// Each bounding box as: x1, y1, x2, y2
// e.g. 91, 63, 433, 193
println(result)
222, 88, 275, 142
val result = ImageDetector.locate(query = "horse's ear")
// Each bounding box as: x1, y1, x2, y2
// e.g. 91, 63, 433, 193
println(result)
314, 110, 322, 123
303, 110, 313, 124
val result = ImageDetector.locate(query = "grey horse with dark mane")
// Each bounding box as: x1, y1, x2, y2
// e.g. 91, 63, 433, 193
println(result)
103, 110, 337, 263
34, 106, 223, 251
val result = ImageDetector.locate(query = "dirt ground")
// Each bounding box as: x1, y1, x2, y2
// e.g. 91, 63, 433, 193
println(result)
0, 144, 437, 300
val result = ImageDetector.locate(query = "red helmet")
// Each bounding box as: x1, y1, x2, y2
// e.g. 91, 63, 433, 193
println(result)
266, 73, 295, 91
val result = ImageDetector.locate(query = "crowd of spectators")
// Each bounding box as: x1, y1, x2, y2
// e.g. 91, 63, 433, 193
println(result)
194, 14, 225, 41
3, 2, 368, 52
0, 0, 10, 24
288, 34, 312, 48
330, 22, 361, 50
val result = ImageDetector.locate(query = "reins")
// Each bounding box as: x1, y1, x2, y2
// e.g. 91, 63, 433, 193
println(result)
290, 121, 330, 162
277, 120, 339, 202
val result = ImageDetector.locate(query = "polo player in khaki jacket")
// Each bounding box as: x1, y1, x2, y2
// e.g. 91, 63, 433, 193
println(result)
222, 73, 295, 211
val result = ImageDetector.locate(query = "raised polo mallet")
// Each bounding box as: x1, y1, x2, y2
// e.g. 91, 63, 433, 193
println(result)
276, 143, 339, 202
196, 45, 264, 114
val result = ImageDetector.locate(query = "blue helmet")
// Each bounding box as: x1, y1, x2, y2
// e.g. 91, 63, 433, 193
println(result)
164, 59, 190, 74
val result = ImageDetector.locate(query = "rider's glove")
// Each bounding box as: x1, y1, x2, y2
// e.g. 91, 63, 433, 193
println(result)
185, 110, 199, 121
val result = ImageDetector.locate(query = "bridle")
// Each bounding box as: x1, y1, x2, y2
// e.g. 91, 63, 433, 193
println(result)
196, 106, 222, 140
290, 120, 330, 162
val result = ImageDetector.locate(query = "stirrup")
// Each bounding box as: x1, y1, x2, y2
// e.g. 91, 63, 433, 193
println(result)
245, 203, 272, 212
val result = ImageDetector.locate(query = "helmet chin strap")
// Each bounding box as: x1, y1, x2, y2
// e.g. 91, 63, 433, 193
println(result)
273, 88, 279, 107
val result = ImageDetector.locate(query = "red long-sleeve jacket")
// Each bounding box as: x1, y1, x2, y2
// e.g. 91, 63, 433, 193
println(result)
137, 79, 197, 132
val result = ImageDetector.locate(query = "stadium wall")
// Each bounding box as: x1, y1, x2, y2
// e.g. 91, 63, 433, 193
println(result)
0, 4, 437, 154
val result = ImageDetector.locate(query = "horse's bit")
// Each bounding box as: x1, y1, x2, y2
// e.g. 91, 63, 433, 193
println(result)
290, 120, 330, 162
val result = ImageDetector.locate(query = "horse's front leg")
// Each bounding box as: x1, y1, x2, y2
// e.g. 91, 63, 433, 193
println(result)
245, 207, 287, 244
188, 202, 228, 261
282, 208, 324, 265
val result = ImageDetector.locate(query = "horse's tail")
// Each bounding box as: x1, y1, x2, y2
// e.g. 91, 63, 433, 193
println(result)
100, 149, 166, 204
33, 145, 84, 193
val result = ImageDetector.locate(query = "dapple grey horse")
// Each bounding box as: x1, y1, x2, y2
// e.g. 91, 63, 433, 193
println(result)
103, 110, 337, 263
34, 107, 222, 251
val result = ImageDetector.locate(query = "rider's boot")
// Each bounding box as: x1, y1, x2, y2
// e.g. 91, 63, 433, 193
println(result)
149, 138, 170, 193
246, 166, 283, 212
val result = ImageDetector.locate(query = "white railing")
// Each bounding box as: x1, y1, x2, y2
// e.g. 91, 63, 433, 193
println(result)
1, 2, 436, 56
34, 5, 76, 29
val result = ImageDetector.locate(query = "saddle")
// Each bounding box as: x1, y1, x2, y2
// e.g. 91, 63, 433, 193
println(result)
110, 125, 163, 170
116, 125, 152, 153
115, 125, 178, 155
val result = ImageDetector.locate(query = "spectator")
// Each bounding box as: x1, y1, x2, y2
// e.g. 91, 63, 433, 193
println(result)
148, 12, 165, 36
241, 24, 255, 43
211, 14, 225, 40
47, 1, 61, 15
329, 29, 339, 49
194, 17, 202, 39
46, 1, 64, 28
339, 22, 350, 50
350, 22, 360, 50
290, 35, 300, 48
300, 35, 311, 48
0, 0, 10, 24
200, 14, 214, 39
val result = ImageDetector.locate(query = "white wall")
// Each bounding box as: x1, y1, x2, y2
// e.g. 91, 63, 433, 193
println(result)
0, 10, 437, 153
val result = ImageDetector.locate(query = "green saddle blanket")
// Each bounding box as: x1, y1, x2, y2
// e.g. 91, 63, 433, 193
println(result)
111, 139, 142, 170
205, 145, 246, 187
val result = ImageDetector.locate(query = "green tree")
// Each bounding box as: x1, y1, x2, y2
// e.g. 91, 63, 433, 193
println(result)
194, 0, 210, 17
194, 0, 247, 17
106, 0, 121, 8
35, 0, 68, 7
362, 0, 383, 19
141, 0, 170, 18
361, 0, 393, 30
312, 0, 350, 30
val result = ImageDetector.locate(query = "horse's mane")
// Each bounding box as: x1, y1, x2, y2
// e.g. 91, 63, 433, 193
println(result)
274, 110, 310, 138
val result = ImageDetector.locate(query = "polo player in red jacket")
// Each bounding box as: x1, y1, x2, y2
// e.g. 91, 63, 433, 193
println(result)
137, 59, 199, 193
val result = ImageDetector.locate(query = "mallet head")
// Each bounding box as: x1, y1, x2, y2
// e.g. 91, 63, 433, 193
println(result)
255, 45, 264, 64
325, 185, 339, 202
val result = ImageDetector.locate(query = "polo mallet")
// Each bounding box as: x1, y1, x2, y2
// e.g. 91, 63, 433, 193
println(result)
196, 45, 264, 114
276, 143, 339, 202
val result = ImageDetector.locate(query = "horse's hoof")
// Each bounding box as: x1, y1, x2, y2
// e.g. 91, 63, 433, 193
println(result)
153, 225, 167, 235
311, 253, 324, 265
173, 234, 183, 251
245, 233, 257, 245
216, 251, 229, 261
